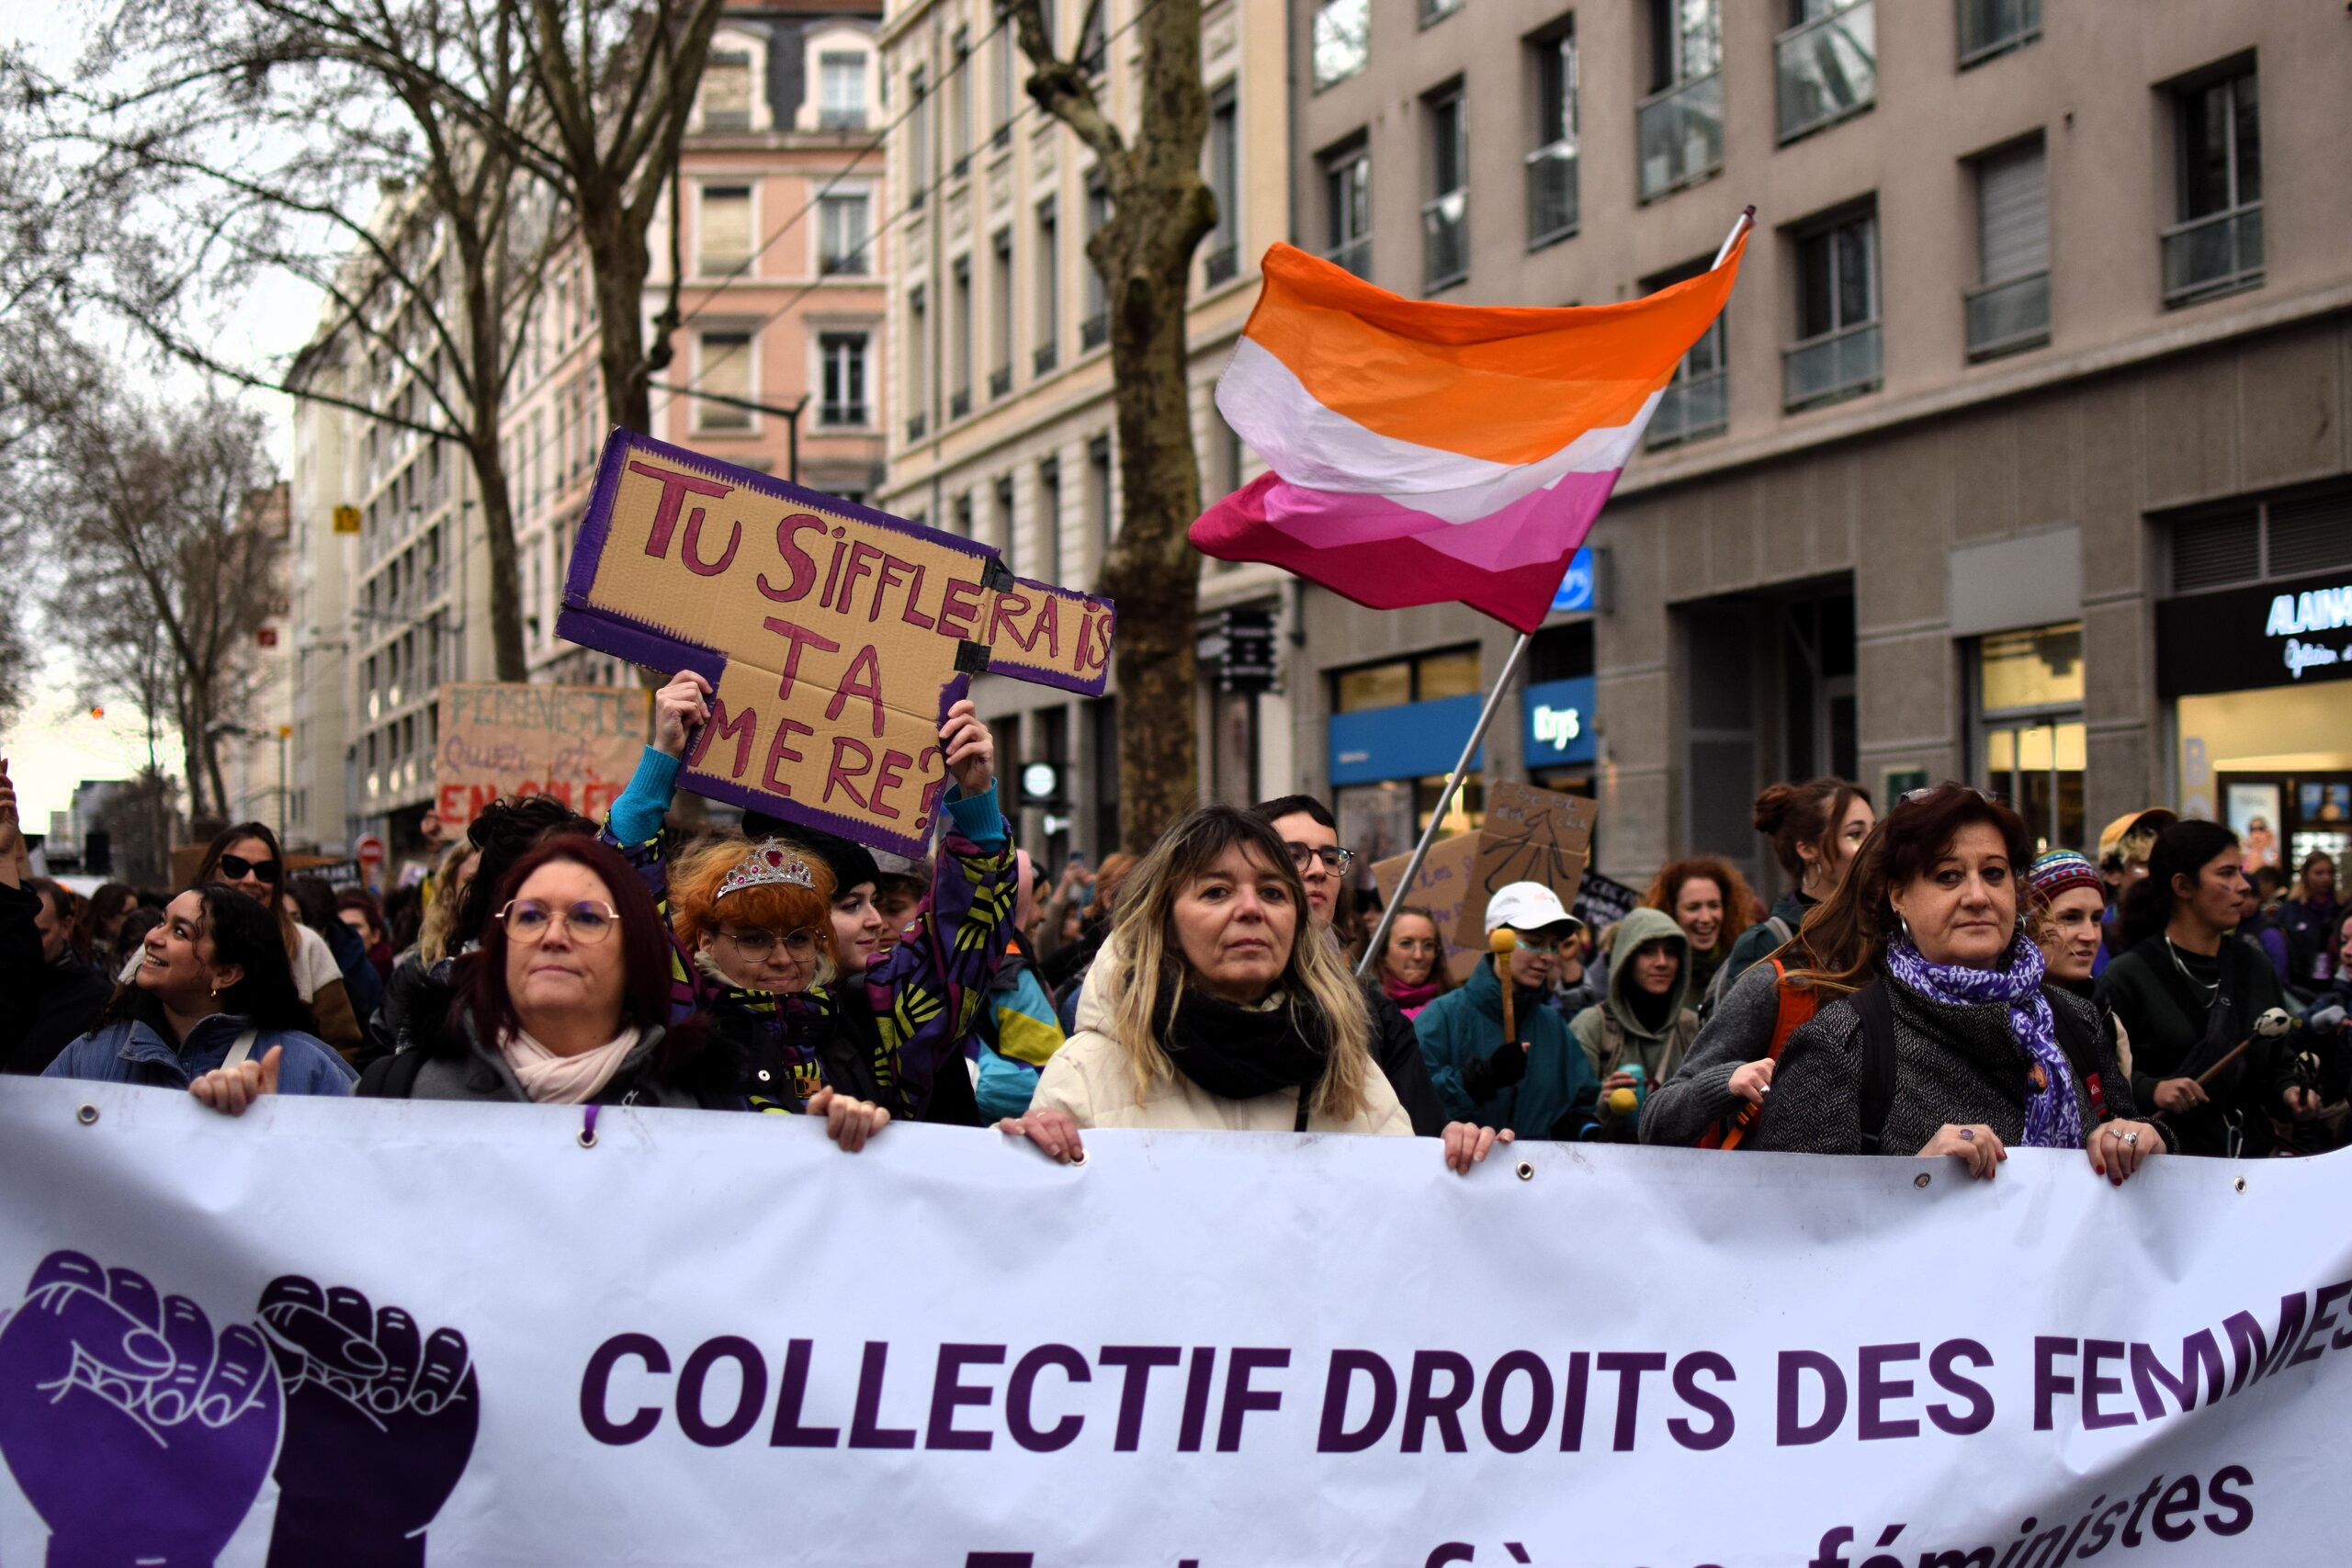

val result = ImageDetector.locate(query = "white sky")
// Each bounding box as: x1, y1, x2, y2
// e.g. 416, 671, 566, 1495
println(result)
6, 1, 325, 823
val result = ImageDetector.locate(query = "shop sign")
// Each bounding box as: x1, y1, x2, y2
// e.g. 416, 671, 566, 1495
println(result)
1549, 548, 1596, 615
1328, 693, 1484, 786
1521, 676, 1596, 766
2155, 569, 2352, 697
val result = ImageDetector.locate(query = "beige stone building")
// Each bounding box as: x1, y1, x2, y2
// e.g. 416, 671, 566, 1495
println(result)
1286, 0, 2352, 892
877, 0, 1297, 861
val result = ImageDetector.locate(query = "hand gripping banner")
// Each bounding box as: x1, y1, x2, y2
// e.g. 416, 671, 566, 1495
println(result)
5, 1077, 2352, 1566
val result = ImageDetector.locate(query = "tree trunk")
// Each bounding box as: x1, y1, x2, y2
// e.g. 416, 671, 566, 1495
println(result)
585, 196, 655, 435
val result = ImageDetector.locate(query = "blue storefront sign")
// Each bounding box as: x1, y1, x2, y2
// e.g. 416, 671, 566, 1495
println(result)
1329, 694, 1486, 786
1550, 548, 1596, 615
1522, 676, 1596, 767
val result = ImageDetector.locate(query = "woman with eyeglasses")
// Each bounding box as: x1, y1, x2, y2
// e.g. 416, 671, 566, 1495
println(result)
194, 824, 364, 1055
1374, 905, 1453, 1020
1749, 784, 2169, 1182
597, 670, 1016, 1129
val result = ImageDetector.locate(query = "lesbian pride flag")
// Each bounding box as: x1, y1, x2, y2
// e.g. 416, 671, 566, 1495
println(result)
1191, 212, 1750, 633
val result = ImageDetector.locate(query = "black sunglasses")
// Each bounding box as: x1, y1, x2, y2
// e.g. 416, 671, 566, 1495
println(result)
219, 853, 280, 882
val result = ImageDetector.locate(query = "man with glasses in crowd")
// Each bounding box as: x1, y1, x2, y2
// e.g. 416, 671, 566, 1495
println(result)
1250, 796, 1447, 1134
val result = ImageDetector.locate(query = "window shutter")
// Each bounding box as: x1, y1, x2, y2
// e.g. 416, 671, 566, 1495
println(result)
1976, 141, 2048, 285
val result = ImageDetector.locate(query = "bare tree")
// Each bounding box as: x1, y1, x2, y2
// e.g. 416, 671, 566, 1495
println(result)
9, 0, 562, 680
1007, 0, 1216, 852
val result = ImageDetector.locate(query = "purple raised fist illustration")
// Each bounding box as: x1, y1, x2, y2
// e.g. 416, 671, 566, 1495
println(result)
258, 1275, 480, 1568
0, 1249, 282, 1567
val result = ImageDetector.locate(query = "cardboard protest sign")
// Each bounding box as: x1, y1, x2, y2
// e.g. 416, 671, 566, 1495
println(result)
1372, 834, 1484, 984
1571, 869, 1643, 935
555, 431, 1115, 856
433, 683, 650, 829
1451, 781, 1597, 952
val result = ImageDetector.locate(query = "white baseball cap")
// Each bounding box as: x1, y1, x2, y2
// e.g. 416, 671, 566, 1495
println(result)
1483, 881, 1579, 936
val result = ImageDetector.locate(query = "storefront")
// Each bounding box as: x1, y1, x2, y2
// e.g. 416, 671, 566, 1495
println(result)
1328, 679, 1486, 867
1521, 675, 1597, 793
2160, 565, 2352, 875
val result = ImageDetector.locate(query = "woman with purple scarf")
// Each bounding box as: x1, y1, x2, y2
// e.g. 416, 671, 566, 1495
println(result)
1751, 784, 2170, 1182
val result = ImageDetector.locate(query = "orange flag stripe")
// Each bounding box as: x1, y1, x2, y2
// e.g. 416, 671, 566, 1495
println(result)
1239, 231, 1749, 468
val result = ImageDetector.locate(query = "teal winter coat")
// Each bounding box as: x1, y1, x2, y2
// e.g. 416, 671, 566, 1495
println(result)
1414, 954, 1601, 1138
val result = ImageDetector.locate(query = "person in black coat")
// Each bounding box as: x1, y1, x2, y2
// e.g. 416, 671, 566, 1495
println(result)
2, 878, 116, 1075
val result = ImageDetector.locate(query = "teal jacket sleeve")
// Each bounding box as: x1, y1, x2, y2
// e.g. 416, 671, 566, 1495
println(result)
1413, 995, 1487, 1124
607, 747, 681, 847
598, 746, 701, 1024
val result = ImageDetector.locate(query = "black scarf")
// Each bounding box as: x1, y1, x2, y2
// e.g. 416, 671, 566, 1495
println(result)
1152, 982, 1332, 1102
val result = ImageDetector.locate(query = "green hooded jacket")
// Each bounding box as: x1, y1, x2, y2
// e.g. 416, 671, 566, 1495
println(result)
1570, 905, 1701, 1088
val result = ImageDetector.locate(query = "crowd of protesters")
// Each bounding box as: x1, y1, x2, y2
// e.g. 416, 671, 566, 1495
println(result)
6, 697, 2348, 1178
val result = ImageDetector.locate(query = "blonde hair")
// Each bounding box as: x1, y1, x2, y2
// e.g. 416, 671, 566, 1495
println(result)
416, 842, 475, 966
1098, 807, 1374, 1121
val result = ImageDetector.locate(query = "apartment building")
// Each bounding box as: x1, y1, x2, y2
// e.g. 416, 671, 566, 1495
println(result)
1289, 0, 2352, 887
876, 0, 1296, 862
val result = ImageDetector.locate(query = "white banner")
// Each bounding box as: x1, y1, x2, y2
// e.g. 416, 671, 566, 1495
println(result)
5, 1076, 2352, 1567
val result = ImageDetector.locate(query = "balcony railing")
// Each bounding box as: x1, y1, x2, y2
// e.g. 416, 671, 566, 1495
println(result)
1636, 73, 1723, 202
1421, 189, 1466, 291
1080, 311, 1108, 350
1325, 238, 1371, 280
819, 250, 870, 276
906, 412, 927, 442
1776, 0, 1876, 143
820, 401, 866, 426
1963, 270, 2050, 359
1646, 370, 1727, 449
817, 107, 867, 131
1034, 342, 1059, 376
2161, 203, 2264, 307
949, 388, 972, 420
1957, 0, 2040, 67
1782, 321, 1882, 410
1525, 141, 1577, 247
1204, 243, 1238, 287
989, 367, 1013, 400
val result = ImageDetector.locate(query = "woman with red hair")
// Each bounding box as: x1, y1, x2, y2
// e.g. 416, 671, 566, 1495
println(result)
1641, 856, 1758, 1003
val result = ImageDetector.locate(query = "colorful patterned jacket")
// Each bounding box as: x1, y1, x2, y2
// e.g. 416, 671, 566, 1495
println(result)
601, 747, 1017, 1122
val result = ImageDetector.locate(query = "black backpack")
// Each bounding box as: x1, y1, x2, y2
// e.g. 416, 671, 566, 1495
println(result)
1851, 980, 2100, 1153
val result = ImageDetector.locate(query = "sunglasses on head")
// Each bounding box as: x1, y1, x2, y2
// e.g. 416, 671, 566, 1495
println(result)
219, 853, 279, 882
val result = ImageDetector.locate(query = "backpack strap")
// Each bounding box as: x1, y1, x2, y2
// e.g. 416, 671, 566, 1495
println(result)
1852, 979, 1899, 1155
358, 1047, 431, 1099
222, 1028, 259, 1070
1704, 959, 1821, 1152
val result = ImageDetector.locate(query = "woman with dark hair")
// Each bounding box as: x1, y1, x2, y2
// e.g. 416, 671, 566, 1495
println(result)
1373, 904, 1453, 1019
2095, 821, 2314, 1156
73, 882, 136, 964
1711, 778, 1875, 1005
1749, 784, 2167, 1181
44, 885, 354, 1105
1002, 806, 1506, 1173
1644, 855, 1759, 1002
195, 823, 362, 1054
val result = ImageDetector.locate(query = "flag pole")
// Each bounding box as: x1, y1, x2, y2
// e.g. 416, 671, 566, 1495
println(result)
1353, 631, 1530, 980
1350, 206, 1751, 983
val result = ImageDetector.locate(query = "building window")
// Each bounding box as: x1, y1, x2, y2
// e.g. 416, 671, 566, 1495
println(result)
1964, 136, 2050, 360
818, 192, 870, 275
698, 186, 752, 276
1422, 0, 1462, 27
1311, 0, 1369, 90
820, 333, 868, 426
1077, 3, 1106, 76
908, 67, 930, 206
1784, 206, 1881, 411
950, 28, 972, 173
1777, 0, 1876, 143
905, 284, 929, 441
819, 51, 867, 130
2164, 62, 2262, 307
1973, 623, 2084, 855
950, 254, 973, 419
1080, 176, 1110, 349
994, 475, 1018, 574
1034, 198, 1060, 374
1526, 21, 1577, 248
1636, 0, 1722, 201
702, 51, 752, 131
989, 228, 1014, 400
1422, 85, 1468, 291
697, 332, 753, 432
1087, 434, 1114, 568
1957, 0, 2039, 67
1203, 84, 1240, 288
993, 29, 1015, 147
954, 491, 974, 538
1036, 457, 1062, 582
1333, 646, 1482, 712
1644, 256, 1727, 448
1322, 141, 1371, 277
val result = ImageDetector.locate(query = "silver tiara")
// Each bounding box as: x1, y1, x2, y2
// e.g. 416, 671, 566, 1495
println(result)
716, 839, 816, 901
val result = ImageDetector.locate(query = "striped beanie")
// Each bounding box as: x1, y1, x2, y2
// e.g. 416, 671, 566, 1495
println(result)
2026, 850, 2103, 908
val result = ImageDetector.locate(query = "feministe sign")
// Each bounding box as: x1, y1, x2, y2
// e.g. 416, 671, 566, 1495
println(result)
434, 682, 650, 829
557, 431, 1115, 857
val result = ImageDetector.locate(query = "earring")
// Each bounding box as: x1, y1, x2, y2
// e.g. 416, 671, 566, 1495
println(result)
1894, 912, 1914, 947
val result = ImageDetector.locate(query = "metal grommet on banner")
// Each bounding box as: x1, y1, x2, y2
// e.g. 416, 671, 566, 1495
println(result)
1913, 1172, 1932, 1189
2234, 1176, 2247, 1194
578, 1104, 601, 1150
75, 1103, 100, 1126
1069, 1149, 1088, 1168
1514, 1161, 1534, 1181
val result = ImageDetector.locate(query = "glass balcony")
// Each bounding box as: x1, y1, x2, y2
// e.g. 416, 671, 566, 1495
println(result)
1636, 73, 1723, 202
949, 388, 972, 420
1525, 142, 1577, 248
1204, 243, 1239, 287
1034, 342, 1059, 376
989, 367, 1012, 400
1963, 270, 2050, 359
2161, 204, 2264, 307
1646, 370, 1727, 449
1325, 237, 1371, 279
1782, 321, 1882, 410
1421, 189, 1466, 290
1080, 311, 1108, 350
906, 412, 927, 442
1957, 0, 2040, 67
1776, 0, 1876, 143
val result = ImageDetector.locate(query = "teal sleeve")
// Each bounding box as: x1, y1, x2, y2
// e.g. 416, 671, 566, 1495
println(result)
607, 747, 681, 845
944, 782, 1008, 849
1414, 1001, 1484, 1123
